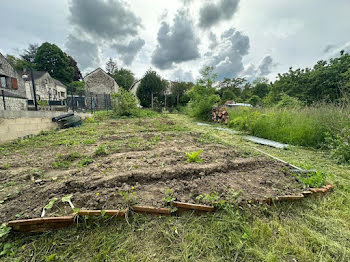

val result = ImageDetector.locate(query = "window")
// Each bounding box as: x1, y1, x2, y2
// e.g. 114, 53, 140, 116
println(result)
0, 76, 6, 88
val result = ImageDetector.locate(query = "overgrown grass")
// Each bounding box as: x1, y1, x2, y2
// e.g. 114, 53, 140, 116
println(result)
228, 104, 350, 150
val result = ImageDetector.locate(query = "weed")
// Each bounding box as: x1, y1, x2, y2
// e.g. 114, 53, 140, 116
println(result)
83, 139, 96, 145
95, 145, 109, 156
0, 223, 11, 239
79, 157, 94, 167
85, 117, 95, 123
0, 164, 10, 170
52, 152, 81, 169
297, 171, 327, 188
162, 189, 176, 205
186, 150, 204, 163
119, 190, 138, 207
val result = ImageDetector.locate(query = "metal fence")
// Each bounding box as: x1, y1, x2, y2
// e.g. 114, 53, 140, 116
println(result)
67, 93, 113, 112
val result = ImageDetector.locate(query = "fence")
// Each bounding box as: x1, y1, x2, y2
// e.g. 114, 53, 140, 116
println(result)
67, 93, 113, 113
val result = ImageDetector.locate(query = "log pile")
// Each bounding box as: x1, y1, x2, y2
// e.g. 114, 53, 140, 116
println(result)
212, 107, 229, 124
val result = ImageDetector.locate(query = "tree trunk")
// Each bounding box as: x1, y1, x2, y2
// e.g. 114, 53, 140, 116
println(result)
177, 94, 179, 106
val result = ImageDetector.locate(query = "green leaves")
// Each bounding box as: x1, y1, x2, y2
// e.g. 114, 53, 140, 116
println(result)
0, 223, 11, 239
186, 150, 204, 163
61, 194, 73, 203
44, 198, 58, 210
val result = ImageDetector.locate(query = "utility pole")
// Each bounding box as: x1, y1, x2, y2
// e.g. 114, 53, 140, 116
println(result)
30, 68, 38, 111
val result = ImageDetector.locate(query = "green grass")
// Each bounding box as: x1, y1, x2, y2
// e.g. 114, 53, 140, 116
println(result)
227, 105, 350, 148
1, 114, 350, 261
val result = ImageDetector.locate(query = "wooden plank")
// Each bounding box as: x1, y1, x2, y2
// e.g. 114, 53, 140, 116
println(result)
172, 201, 215, 212
78, 209, 127, 217
132, 205, 171, 216
276, 194, 304, 201
8, 216, 75, 233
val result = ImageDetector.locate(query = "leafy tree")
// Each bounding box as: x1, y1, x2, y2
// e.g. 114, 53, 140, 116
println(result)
68, 81, 85, 95
171, 81, 193, 106
221, 89, 235, 103
112, 88, 138, 116
188, 66, 220, 119
106, 58, 117, 75
247, 95, 261, 106
34, 42, 74, 84
137, 69, 165, 108
21, 43, 39, 63
112, 68, 135, 90
251, 78, 270, 99
68, 55, 82, 81
5, 55, 33, 71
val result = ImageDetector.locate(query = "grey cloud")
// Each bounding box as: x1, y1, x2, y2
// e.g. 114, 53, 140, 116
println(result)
112, 38, 145, 66
207, 28, 249, 80
170, 68, 194, 82
68, 0, 142, 41
66, 0, 145, 69
199, 0, 240, 29
258, 55, 273, 75
323, 44, 335, 53
151, 10, 200, 70
65, 34, 100, 70
208, 32, 218, 49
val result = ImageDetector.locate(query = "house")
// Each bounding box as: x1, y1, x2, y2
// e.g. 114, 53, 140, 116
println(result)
83, 68, 119, 110
0, 52, 27, 111
23, 71, 67, 109
130, 79, 141, 97
84, 68, 119, 95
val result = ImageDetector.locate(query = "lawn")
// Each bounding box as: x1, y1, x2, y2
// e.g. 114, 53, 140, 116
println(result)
0, 113, 349, 261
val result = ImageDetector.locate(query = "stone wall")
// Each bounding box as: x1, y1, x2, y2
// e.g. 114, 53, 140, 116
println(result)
84, 68, 119, 95
0, 96, 27, 111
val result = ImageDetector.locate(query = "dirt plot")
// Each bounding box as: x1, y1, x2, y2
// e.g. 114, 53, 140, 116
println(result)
0, 117, 304, 222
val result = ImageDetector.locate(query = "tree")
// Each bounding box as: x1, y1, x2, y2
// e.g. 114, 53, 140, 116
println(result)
171, 82, 193, 106
187, 66, 220, 119
112, 68, 135, 90
68, 55, 83, 81
68, 81, 85, 95
5, 55, 33, 71
251, 78, 270, 99
21, 43, 39, 63
34, 42, 74, 84
106, 58, 117, 75
137, 69, 165, 108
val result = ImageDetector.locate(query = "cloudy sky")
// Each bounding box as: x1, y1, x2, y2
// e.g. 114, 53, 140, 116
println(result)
1, 0, 350, 82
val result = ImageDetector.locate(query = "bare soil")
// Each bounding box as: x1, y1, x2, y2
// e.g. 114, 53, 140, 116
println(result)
0, 117, 304, 223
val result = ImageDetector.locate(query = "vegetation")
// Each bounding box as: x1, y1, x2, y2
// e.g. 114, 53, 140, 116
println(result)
112, 88, 138, 116
113, 68, 135, 90
137, 69, 166, 108
187, 66, 220, 120
34, 42, 75, 84
228, 105, 350, 163
186, 150, 204, 163
0, 114, 349, 261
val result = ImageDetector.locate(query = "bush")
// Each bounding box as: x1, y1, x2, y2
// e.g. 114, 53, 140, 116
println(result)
187, 84, 219, 120
112, 88, 138, 116
326, 127, 350, 163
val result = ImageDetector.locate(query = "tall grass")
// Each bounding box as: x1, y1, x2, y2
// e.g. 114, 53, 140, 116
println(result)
228, 104, 350, 148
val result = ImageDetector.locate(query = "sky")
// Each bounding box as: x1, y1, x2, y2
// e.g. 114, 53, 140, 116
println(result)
1, 0, 350, 82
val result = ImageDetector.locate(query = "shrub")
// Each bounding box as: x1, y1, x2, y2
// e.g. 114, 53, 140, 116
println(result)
112, 88, 138, 116
187, 84, 219, 120
326, 127, 350, 163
